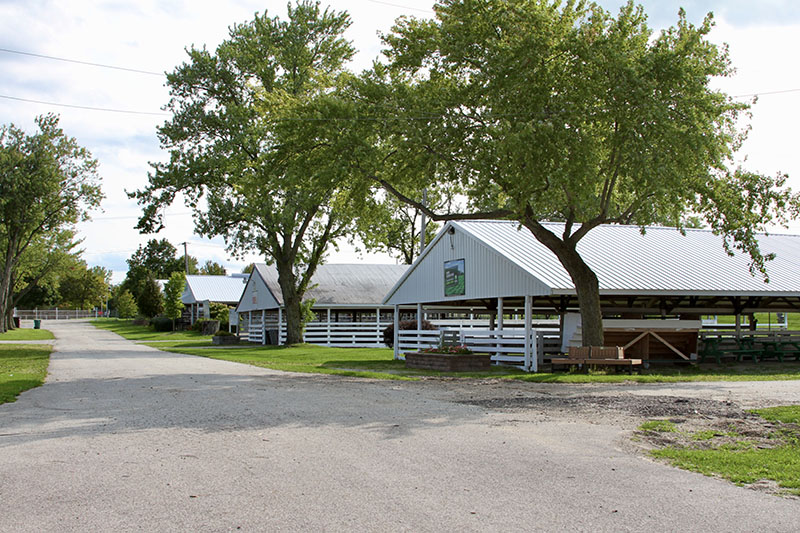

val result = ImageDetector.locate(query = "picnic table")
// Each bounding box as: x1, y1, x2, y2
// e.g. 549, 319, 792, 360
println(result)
699, 334, 800, 363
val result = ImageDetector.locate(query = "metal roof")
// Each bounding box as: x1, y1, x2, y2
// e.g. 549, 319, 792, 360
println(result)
384, 220, 800, 304
253, 263, 409, 307
182, 275, 249, 305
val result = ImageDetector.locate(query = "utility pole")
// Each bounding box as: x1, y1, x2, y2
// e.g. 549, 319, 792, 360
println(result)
182, 242, 189, 274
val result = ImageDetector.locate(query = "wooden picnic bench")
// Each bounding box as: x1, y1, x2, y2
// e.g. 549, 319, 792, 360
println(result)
551, 346, 643, 374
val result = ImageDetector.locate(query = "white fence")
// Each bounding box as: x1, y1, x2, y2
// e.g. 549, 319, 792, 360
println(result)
14, 308, 105, 320
397, 328, 544, 371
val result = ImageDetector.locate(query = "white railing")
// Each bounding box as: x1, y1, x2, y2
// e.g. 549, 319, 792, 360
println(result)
13, 308, 105, 320
397, 327, 544, 371
304, 321, 391, 348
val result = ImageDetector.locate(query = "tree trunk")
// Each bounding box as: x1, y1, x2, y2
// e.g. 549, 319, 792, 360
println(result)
276, 261, 305, 345
561, 253, 604, 347
522, 222, 604, 347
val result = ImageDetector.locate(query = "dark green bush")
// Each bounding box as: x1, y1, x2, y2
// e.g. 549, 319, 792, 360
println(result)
213, 330, 235, 337
151, 317, 173, 332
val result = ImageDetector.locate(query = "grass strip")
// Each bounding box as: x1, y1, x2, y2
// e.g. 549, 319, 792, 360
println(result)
0, 344, 51, 404
645, 405, 800, 496
0, 328, 54, 341
91, 318, 212, 341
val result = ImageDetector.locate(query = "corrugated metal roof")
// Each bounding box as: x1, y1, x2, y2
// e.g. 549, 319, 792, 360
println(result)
182, 275, 249, 304
254, 263, 409, 307
455, 220, 800, 295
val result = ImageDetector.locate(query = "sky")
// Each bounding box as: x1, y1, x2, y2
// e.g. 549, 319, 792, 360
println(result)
1, 0, 799, 284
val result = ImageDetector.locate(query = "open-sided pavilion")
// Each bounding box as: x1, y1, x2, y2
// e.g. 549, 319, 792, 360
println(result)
383, 220, 800, 370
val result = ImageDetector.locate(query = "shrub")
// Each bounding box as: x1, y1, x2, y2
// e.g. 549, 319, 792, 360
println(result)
213, 330, 235, 337
132, 316, 149, 326
151, 317, 173, 332
208, 302, 230, 326
382, 319, 437, 348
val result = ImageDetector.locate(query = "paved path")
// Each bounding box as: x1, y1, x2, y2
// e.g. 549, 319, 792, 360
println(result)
1, 321, 799, 532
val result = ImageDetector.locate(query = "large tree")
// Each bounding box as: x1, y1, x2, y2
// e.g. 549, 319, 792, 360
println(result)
363, 0, 799, 346
58, 263, 111, 310
0, 114, 102, 332
130, 1, 368, 344
121, 238, 196, 304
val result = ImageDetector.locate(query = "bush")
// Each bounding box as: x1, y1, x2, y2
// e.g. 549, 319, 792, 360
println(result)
151, 317, 173, 332
208, 302, 230, 326
132, 316, 149, 326
383, 319, 437, 348
213, 330, 235, 337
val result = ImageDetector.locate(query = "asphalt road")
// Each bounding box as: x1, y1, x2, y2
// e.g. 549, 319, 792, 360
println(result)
1, 320, 799, 532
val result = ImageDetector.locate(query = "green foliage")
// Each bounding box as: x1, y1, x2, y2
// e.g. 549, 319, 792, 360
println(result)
150, 317, 173, 332
114, 289, 138, 318
137, 275, 164, 318
0, 114, 102, 332
121, 238, 197, 303
213, 330, 236, 337
363, 0, 800, 346
0, 344, 51, 404
57, 263, 110, 309
130, 1, 370, 345
208, 301, 230, 326
198, 260, 226, 275
163, 271, 186, 326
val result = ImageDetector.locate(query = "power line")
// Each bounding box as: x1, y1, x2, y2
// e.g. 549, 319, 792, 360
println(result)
0, 47, 164, 76
732, 88, 800, 99
364, 0, 434, 13
0, 94, 169, 116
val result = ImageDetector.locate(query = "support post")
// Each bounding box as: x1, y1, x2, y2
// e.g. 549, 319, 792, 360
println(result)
261, 309, 266, 345
278, 308, 283, 345
417, 303, 423, 330
524, 295, 535, 372
497, 297, 504, 329
327, 308, 332, 347
393, 305, 400, 359
375, 307, 380, 347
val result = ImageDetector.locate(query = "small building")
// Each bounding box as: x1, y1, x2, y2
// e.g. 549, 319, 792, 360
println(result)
235, 263, 409, 346
182, 274, 249, 324
383, 220, 800, 370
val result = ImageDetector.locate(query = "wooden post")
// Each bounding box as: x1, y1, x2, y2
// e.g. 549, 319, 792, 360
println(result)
524, 295, 535, 372
417, 303, 423, 330
735, 314, 741, 338
393, 305, 400, 359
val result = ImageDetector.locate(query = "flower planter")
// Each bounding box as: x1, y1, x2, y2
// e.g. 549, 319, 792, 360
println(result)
405, 352, 491, 372
212, 335, 239, 345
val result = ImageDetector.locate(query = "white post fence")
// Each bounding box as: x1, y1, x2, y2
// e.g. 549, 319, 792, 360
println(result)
397, 327, 545, 371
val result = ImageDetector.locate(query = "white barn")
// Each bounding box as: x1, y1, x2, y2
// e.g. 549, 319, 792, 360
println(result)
182, 274, 249, 324
236, 263, 409, 346
384, 220, 800, 370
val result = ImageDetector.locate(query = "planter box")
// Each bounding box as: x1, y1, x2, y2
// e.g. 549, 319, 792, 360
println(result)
212, 335, 239, 346
405, 352, 491, 372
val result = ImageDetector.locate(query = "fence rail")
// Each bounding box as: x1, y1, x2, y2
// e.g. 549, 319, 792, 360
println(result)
13, 308, 105, 320
397, 327, 545, 371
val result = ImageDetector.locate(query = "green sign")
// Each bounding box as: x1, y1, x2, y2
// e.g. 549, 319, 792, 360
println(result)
444, 259, 465, 297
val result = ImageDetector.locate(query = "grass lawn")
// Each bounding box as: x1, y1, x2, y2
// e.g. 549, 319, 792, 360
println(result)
91, 318, 213, 341
0, 344, 51, 404
0, 328, 54, 341
98, 320, 800, 382
646, 406, 800, 496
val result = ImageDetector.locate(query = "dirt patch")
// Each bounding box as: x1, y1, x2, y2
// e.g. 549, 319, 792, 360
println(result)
458, 394, 749, 419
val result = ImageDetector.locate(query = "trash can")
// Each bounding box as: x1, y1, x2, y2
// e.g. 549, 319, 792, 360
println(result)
33, 319, 41, 329
12, 317, 20, 328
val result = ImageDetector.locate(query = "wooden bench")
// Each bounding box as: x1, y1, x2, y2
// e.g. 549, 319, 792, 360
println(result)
551, 346, 643, 374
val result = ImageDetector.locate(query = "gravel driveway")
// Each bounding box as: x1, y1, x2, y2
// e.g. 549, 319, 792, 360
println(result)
1, 320, 799, 532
